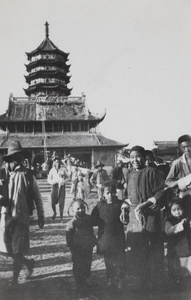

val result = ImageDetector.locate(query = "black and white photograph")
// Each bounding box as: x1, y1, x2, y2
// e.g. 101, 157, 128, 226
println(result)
0, 1, 191, 299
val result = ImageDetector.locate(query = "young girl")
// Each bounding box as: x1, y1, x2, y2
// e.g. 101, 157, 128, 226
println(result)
66, 199, 97, 295
91, 180, 128, 290
165, 198, 191, 285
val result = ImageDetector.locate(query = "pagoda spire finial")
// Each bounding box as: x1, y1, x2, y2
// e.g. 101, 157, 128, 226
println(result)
45, 21, 49, 38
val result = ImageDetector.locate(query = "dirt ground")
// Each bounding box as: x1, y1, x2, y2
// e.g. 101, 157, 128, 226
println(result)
0, 181, 191, 300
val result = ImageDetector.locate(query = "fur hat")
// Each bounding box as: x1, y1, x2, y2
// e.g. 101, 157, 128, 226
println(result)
3, 140, 29, 162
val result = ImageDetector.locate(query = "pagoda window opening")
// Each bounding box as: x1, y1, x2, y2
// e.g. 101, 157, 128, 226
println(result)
73, 122, 79, 132
9, 123, 16, 133
81, 122, 88, 132
34, 122, 42, 133
17, 123, 25, 133
54, 122, 62, 132
64, 122, 71, 132
25, 123, 33, 133
45, 122, 53, 132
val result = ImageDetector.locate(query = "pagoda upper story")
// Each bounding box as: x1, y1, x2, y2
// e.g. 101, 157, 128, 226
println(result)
24, 22, 72, 97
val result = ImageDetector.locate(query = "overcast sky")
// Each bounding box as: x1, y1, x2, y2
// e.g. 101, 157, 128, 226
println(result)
0, 0, 191, 145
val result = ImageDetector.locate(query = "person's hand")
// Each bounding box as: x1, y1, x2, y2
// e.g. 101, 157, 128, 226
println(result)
38, 216, 44, 229
135, 203, 147, 214
97, 184, 102, 188
120, 206, 129, 224
58, 178, 65, 185
181, 218, 188, 226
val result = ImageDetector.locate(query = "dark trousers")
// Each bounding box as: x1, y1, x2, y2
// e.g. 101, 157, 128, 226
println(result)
126, 232, 164, 289
104, 250, 126, 280
72, 246, 93, 286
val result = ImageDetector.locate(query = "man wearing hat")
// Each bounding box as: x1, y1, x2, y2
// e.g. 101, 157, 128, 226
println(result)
111, 160, 125, 200
0, 140, 44, 286
90, 160, 109, 200
121, 145, 165, 291
47, 154, 69, 222
166, 134, 191, 218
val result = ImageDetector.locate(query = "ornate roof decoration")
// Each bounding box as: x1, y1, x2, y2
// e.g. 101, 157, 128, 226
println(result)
0, 95, 106, 123
26, 22, 69, 59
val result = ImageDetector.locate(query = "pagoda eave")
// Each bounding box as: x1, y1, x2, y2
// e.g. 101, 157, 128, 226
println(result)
25, 72, 71, 83
25, 60, 70, 72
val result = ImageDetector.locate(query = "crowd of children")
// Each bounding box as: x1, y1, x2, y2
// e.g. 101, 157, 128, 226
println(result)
65, 137, 191, 297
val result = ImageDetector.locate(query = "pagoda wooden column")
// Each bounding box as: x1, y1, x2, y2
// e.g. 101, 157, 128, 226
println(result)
91, 148, 95, 169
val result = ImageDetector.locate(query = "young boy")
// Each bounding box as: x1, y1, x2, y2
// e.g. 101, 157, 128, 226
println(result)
91, 180, 128, 290
66, 199, 97, 295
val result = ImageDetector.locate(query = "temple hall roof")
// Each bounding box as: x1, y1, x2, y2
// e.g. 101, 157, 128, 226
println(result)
0, 133, 125, 149
0, 96, 105, 123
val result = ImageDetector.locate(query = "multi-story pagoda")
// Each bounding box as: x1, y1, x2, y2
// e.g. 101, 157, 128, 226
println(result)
0, 23, 126, 169
24, 22, 72, 98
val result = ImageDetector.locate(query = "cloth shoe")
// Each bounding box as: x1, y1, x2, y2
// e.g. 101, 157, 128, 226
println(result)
52, 212, 57, 220
26, 259, 35, 279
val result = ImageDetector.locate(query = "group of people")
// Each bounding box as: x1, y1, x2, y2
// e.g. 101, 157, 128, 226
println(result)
1, 134, 191, 297
65, 134, 191, 296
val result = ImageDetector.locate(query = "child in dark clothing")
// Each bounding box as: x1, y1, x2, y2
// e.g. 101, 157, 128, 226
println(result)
165, 198, 191, 285
91, 181, 128, 290
66, 199, 97, 294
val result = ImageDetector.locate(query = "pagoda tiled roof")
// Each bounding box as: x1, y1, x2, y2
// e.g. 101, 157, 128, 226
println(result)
0, 96, 106, 122
24, 84, 72, 96
26, 38, 69, 58
0, 133, 125, 149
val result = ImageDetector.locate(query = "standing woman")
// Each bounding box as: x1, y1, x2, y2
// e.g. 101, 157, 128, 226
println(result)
122, 146, 165, 291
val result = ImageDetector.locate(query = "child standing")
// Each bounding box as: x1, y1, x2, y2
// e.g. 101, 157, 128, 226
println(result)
91, 180, 128, 290
66, 199, 97, 295
165, 198, 191, 285
77, 175, 85, 200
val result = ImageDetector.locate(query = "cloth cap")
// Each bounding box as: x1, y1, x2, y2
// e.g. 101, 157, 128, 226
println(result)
178, 135, 191, 145
95, 160, 105, 168
130, 145, 146, 158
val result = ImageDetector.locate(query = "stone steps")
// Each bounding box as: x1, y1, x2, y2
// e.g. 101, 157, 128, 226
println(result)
37, 179, 71, 193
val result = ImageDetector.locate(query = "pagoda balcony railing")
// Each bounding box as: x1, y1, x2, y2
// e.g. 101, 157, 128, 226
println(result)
9, 95, 85, 103
30, 56, 68, 63
28, 68, 68, 76
29, 79, 67, 87
26, 58, 69, 70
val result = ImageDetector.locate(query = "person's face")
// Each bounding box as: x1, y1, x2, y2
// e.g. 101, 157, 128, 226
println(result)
171, 204, 184, 219
104, 187, 116, 204
23, 160, 28, 167
145, 154, 154, 167
54, 159, 60, 170
73, 201, 85, 218
130, 151, 145, 171
98, 166, 102, 171
9, 160, 19, 171
8, 153, 22, 171
180, 141, 191, 158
